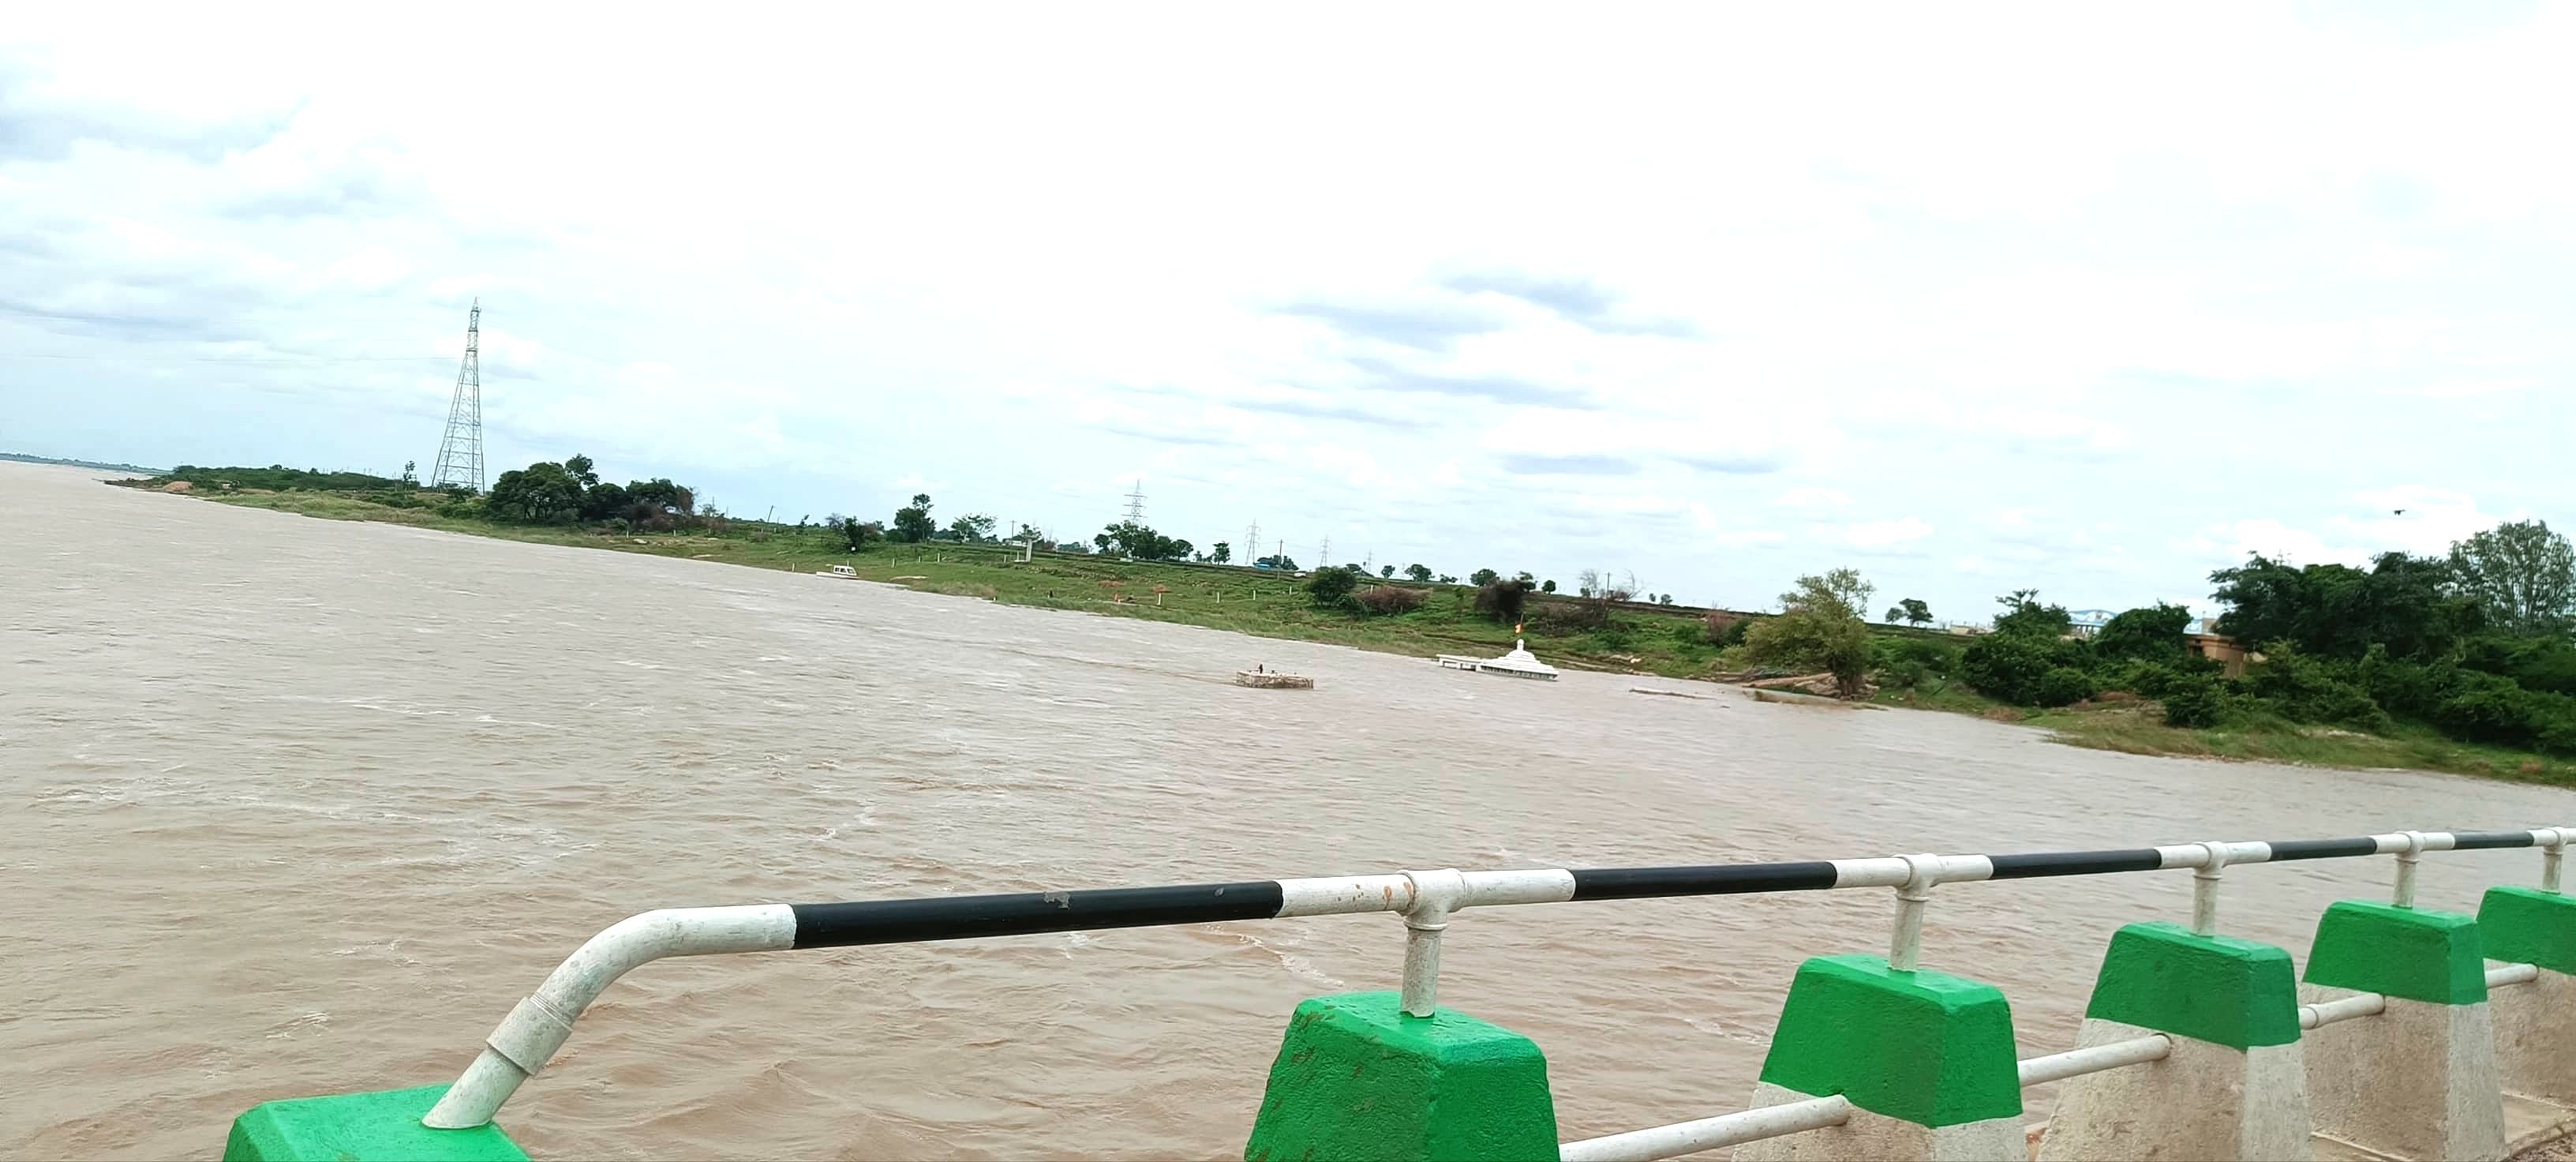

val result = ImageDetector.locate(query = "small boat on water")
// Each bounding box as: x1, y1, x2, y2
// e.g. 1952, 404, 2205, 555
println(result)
822, 564, 858, 579
1436, 635, 1560, 681
1235, 665, 1313, 690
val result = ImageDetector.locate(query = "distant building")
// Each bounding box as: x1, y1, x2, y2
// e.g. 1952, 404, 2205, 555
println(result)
2066, 609, 2119, 637
2187, 630, 2252, 678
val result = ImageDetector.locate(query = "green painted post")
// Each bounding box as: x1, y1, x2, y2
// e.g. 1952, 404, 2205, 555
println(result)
2303, 900, 2485, 1004
2084, 921, 2301, 1049
2035, 923, 2310, 1161
2479, 886, 2576, 974
2481, 886, 2576, 1107
223, 1085, 529, 1162
2300, 899, 2506, 1160
1243, 991, 1557, 1162
1738, 954, 2024, 1161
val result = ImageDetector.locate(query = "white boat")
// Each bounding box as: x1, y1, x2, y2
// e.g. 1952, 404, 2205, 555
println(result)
822, 564, 858, 579
1436, 637, 1560, 681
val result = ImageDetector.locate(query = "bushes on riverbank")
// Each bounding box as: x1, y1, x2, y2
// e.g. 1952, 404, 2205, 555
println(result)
1934, 528, 2576, 759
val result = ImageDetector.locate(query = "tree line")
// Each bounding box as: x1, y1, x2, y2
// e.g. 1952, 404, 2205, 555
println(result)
1739, 519, 2576, 756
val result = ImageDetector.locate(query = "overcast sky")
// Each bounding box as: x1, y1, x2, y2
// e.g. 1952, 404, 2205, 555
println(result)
6, 4, 2571, 620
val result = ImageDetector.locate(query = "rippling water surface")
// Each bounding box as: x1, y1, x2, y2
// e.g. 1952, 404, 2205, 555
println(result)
5, 460, 2569, 1159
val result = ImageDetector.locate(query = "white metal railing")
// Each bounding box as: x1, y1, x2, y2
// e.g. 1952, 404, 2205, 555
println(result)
423, 826, 2571, 1138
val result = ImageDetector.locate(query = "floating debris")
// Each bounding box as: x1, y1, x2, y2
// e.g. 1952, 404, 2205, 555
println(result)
1235, 666, 1313, 690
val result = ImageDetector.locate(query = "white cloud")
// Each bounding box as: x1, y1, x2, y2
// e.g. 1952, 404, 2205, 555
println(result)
1841, 517, 1935, 548
2394, 377, 2536, 399
1775, 487, 1853, 509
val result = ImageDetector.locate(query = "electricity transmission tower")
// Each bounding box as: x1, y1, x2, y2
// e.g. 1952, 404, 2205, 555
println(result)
1245, 519, 1260, 565
429, 299, 485, 492
1123, 480, 1148, 525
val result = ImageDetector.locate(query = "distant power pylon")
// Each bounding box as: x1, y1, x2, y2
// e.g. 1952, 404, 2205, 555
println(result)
429, 299, 485, 492
1123, 480, 1148, 525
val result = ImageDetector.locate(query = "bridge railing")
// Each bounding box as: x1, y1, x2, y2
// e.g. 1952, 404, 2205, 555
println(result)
415, 824, 2573, 1149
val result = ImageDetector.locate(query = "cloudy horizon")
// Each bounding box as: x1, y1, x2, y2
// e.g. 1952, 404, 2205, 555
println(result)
6, 3, 2572, 621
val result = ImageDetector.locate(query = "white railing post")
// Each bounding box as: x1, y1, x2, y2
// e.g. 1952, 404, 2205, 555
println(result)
1397, 868, 1465, 1018
2544, 828, 2566, 894
2191, 840, 2230, 935
1888, 853, 1938, 971
2391, 830, 2428, 908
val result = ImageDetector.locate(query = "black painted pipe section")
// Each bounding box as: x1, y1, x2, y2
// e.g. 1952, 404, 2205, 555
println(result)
790, 882, 1283, 949
2263, 837, 2385, 861
2447, 830, 2540, 851
1568, 862, 1839, 901
1987, 849, 2166, 879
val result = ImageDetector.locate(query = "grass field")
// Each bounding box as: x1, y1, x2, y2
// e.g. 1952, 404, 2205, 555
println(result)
195, 489, 1743, 677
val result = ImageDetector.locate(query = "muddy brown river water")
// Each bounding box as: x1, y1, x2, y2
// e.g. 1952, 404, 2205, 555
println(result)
4, 460, 2569, 1159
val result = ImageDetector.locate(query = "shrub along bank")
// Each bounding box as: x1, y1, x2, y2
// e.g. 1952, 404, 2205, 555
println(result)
1866, 530, 2576, 784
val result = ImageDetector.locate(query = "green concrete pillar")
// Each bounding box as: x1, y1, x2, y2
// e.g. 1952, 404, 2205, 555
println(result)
1243, 991, 1557, 1162
223, 1085, 528, 1162
2481, 886, 2576, 1106
2301, 901, 2506, 1161
2036, 922, 2309, 1161
1735, 954, 2023, 1161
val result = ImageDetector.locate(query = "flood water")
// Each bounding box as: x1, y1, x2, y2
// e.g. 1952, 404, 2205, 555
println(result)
4, 459, 2569, 1160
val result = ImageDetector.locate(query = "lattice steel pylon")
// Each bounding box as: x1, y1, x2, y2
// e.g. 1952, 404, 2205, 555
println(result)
1122, 480, 1147, 524
429, 299, 485, 492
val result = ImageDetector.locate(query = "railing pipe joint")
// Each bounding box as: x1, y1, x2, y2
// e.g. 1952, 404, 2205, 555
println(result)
1397, 868, 1466, 1018
1887, 853, 1941, 971
2190, 840, 2231, 935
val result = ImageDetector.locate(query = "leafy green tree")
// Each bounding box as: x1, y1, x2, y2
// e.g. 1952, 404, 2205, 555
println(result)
487, 460, 584, 523
625, 478, 693, 515
947, 513, 998, 542
1211, 542, 1231, 564
1896, 598, 1933, 628
892, 493, 935, 543
1743, 568, 1874, 696
1470, 568, 1500, 587
400, 459, 417, 485
1092, 521, 1192, 560
1306, 566, 1361, 609
1473, 579, 1530, 624
2450, 519, 2576, 637
1788, 568, 1874, 620
2210, 553, 2480, 661
1993, 590, 2072, 638
2162, 677, 2226, 728
1437, 574, 1457, 584
2093, 603, 2193, 662
578, 480, 630, 521
1380, 564, 1396, 579
564, 454, 598, 489
1257, 553, 1300, 570
1960, 632, 2091, 704
1541, 579, 1556, 594
836, 517, 878, 551
1405, 563, 1432, 582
